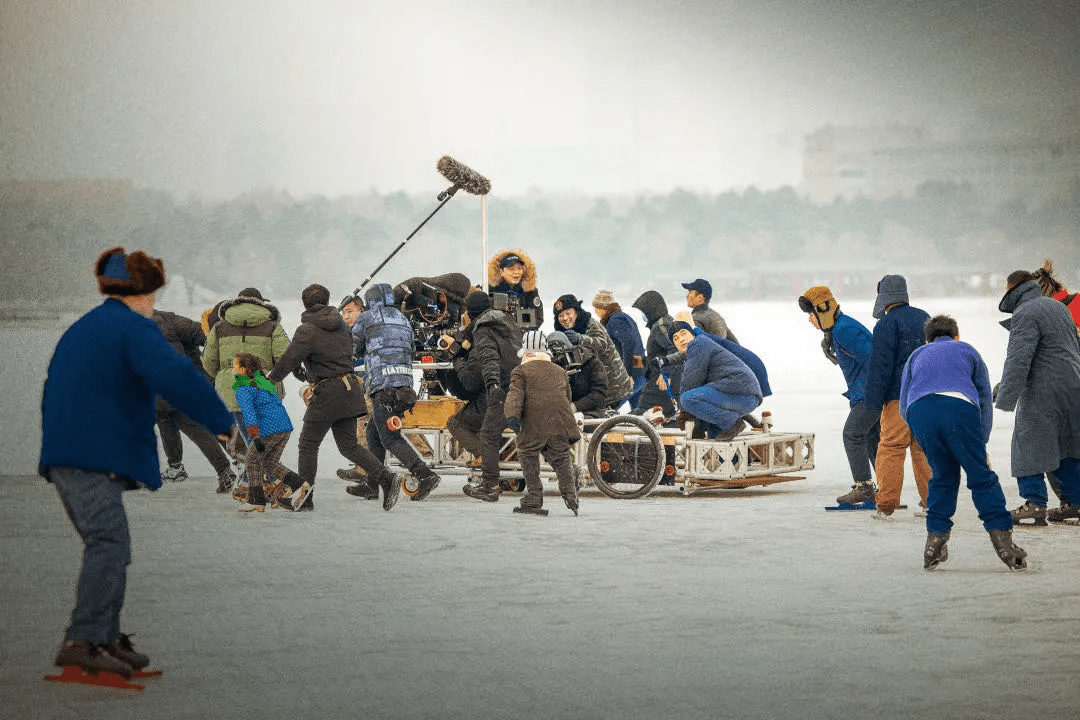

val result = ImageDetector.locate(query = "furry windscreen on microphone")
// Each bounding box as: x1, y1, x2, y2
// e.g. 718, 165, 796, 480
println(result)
437, 156, 492, 196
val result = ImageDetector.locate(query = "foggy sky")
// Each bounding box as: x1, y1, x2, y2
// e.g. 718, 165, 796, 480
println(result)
2, 0, 1077, 200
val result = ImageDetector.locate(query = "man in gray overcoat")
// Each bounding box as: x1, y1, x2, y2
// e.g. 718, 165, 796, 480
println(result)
995, 271, 1080, 525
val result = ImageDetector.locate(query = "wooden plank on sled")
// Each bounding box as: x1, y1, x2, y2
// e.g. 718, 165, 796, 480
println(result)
687, 475, 805, 488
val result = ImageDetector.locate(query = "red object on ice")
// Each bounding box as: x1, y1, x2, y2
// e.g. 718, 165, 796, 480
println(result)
44, 664, 151, 691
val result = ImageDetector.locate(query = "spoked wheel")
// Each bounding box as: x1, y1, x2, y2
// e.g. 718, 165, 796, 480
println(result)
586, 414, 665, 499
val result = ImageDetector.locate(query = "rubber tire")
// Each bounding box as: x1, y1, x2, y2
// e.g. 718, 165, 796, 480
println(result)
586, 414, 665, 499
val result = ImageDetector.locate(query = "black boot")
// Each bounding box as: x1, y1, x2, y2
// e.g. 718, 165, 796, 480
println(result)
346, 481, 380, 499
923, 531, 949, 570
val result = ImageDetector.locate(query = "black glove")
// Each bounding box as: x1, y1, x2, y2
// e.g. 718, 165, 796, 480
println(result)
562, 329, 580, 344
505, 416, 521, 433
992, 382, 1000, 403
292, 366, 308, 383
821, 337, 838, 365
487, 385, 506, 404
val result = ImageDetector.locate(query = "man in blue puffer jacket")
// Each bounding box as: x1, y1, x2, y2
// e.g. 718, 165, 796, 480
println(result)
40, 247, 233, 680
352, 283, 441, 502
799, 286, 880, 506
670, 321, 762, 440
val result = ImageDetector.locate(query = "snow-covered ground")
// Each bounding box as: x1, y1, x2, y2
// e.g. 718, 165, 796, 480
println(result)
3, 296, 1078, 719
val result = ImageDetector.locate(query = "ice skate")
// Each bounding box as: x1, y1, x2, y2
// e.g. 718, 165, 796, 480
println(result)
378, 471, 401, 511
48, 639, 136, 687
1010, 501, 1047, 527
1047, 501, 1080, 524
988, 529, 1028, 570
411, 471, 441, 502
160, 463, 187, 483
345, 481, 380, 499
562, 492, 579, 516
923, 532, 949, 570
835, 481, 875, 506
106, 634, 149, 670
574, 465, 587, 491
336, 465, 367, 481
277, 482, 311, 511
216, 468, 236, 494
513, 504, 549, 516
463, 481, 502, 502
264, 478, 291, 507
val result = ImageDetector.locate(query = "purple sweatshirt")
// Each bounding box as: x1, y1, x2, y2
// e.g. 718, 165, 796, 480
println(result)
899, 336, 994, 442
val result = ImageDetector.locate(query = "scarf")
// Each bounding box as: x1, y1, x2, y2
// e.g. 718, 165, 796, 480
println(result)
232, 370, 276, 394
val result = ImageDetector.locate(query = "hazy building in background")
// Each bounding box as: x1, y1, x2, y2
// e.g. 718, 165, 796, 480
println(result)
801, 125, 1080, 209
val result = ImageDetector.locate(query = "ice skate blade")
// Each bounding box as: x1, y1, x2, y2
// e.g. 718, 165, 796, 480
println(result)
133, 668, 163, 678
45, 665, 144, 691
513, 506, 549, 516
825, 503, 907, 511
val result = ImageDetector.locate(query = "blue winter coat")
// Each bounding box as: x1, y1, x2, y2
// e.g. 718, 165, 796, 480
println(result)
40, 298, 234, 490
235, 380, 294, 437
680, 335, 762, 400
603, 310, 646, 380
696, 329, 772, 397
831, 313, 873, 407
353, 283, 414, 394
899, 337, 995, 443
864, 303, 931, 411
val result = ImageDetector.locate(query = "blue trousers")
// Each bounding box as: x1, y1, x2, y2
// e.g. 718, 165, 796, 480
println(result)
905, 394, 1012, 534
1017, 461, 1078, 506
49, 466, 132, 645
680, 387, 760, 434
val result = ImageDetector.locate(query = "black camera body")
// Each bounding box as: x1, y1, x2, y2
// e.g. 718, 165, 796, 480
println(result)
490, 291, 540, 330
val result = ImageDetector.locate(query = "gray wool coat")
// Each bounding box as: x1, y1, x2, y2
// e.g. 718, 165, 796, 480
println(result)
995, 281, 1080, 477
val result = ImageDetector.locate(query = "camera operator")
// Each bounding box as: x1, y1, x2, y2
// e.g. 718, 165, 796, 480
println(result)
548, 331, 609, 419
487, 249, 543, 332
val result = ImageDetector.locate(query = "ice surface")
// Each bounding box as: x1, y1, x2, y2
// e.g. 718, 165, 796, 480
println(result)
3, 296, 1078, 719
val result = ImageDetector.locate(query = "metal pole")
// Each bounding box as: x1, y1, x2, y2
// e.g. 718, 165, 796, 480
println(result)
481, 194, 488, 291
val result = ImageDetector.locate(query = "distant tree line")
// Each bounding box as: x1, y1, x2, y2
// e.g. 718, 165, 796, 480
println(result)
1, 178, 1076, 308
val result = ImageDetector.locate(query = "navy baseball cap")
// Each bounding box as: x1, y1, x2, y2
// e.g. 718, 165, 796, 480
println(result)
681, 278, 712, 300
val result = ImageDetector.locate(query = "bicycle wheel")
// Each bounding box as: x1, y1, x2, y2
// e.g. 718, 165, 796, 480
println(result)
586, 414, 665, 499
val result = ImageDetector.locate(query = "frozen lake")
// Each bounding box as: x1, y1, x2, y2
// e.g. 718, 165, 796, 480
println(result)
3, 294, 1078, 719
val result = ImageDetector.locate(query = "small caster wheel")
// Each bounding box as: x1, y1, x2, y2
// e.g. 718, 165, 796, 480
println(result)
402, 475, 420, 498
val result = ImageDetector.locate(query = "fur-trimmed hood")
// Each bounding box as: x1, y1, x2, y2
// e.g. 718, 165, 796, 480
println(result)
487, 248, 537, 292
219, 295, 281, 327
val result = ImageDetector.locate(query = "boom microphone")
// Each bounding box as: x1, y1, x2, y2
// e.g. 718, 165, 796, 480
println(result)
437, 155, 492, 196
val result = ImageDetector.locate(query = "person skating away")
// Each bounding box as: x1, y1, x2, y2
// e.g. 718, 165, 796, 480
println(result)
203, 287, 290, 467
899, 315, 1027, 570
41, 247, 234, 681
152, 307, 237, 493
864, 274, 932, 519
995, 270, 1080, 527
231, 353, 303, 512
681, 278, 738, 343
504, 331, 582, 516
265, 284, 401, 512
669, 320, 762, 440
798, 286, 881, 506
456, 290, 522, 502
352, 283, 441, 502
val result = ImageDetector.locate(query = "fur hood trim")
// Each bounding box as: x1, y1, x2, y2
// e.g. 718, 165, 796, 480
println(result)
487, 248, 537, 292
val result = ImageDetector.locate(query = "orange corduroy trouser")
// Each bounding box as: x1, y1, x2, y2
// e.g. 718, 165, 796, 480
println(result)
874, 400, 931, 513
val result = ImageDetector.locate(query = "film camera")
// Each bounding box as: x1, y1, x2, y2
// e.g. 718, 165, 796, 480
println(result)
546, 332, 584, 376
490, 291, 541, 330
